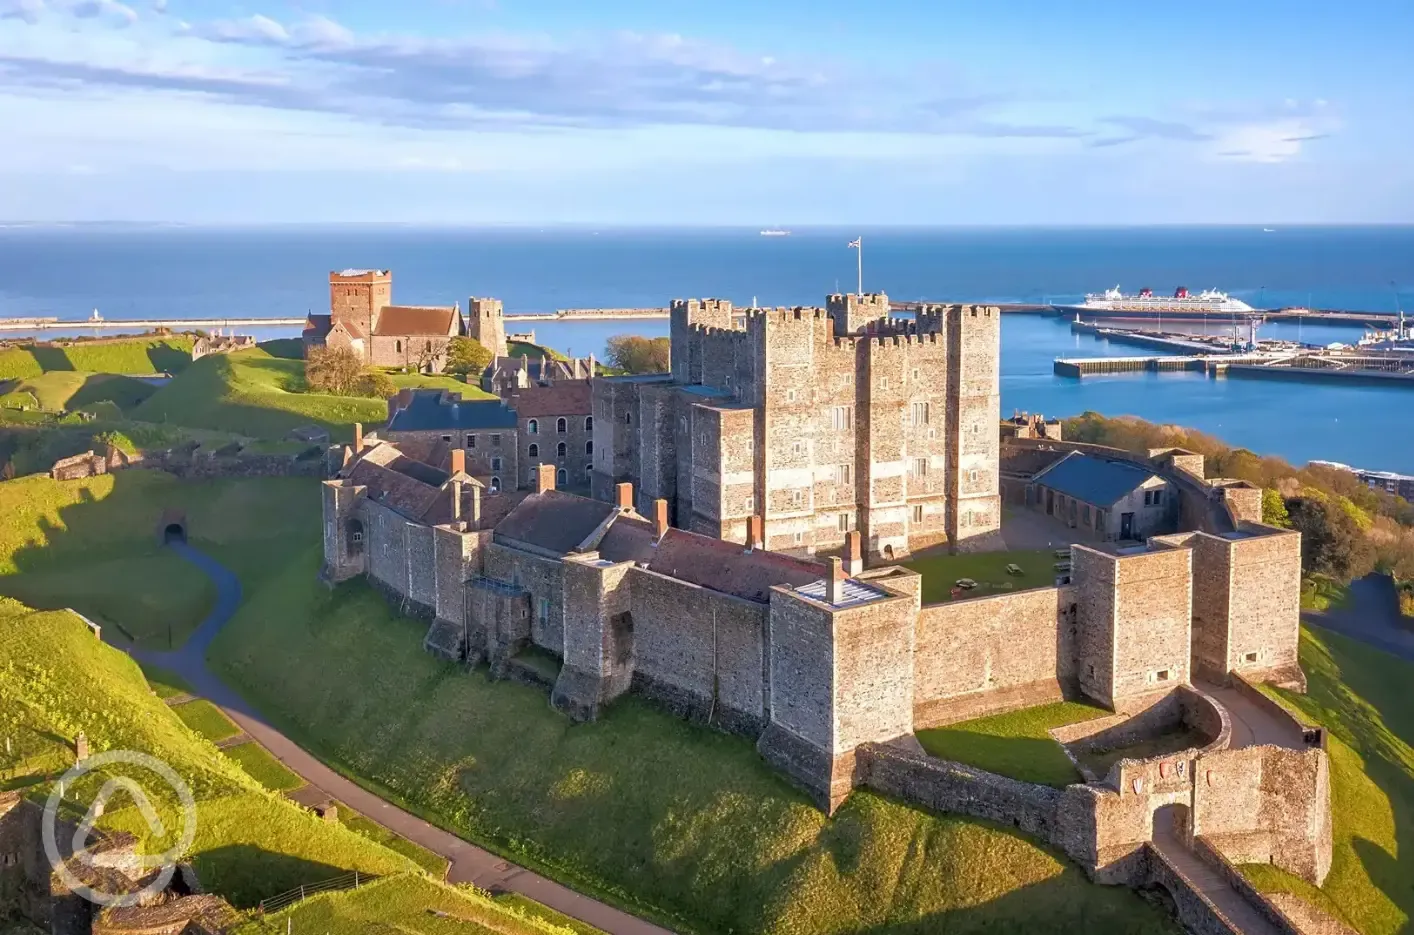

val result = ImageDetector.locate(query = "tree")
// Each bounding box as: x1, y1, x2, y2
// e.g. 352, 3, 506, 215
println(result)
445, 337, 494, 377
305, 346, 364, 396
1261, 489, 1291, 528
355, 369, 397, 400
605, 335, 671, 374
1288, 496, 1376, 582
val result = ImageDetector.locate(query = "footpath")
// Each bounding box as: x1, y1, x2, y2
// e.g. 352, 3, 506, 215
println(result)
114, 543, 675, 935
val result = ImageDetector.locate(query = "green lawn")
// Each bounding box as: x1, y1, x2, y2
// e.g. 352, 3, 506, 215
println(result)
1241, 627, 1414, 935
904, 548, 1062, 604
239, 873, 590, 935
139, 662, 192, 700
1300, 575, 1352, 612
387, 371, 494, 397
916, 702, 1107, 788
0, 600, 417, 909
0, 471, 316, 647
224, 742, 305, 793
209, 548, 1176, 935
336, 807, 451, 878
0, 371, 161, 413
173, 698, 243, 743
0, 337, 194, 381
132, 349, 387, 442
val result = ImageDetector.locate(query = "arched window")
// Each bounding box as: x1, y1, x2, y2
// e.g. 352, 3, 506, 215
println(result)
585, 440, 593, 455
585, 463, 593, 479
528, 443, 539, 458
489, 476, 501, 493
557, 468, 567, 486
395, 340, 402, 353
557, 417, 567, 434
425, 340, 432, 352
527, 419, 539, 435
625, 412, 632, 425
557, 442, 567, 458
584, 416, 594, 431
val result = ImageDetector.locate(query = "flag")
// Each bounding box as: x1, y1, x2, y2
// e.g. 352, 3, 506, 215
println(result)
847, 238, 861, 248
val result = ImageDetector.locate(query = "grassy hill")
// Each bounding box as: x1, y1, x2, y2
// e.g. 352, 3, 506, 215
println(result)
1242, 628, 1414, 935
0, 336, 194, 380
0, 471, 316, 647
208, 544, 1176, 935
0, 598, 416, 908
0, 371, 160, 413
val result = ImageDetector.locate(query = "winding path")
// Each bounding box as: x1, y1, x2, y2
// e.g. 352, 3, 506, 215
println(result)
120, 543, 675, 935
1303, 575, 1414, 662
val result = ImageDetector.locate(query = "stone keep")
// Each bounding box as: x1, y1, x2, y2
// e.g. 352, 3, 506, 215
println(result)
468, 297, 508, 358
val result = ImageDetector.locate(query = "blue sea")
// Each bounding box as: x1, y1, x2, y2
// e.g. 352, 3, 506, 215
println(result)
2, 225, 1411, 472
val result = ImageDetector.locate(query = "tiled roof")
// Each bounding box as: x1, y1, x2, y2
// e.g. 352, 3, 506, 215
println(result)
1033, 453, 1159, 507
345, 459, 441, 520
387, 391, 519, 432
647, 529, 823, 603
374, 305, 460, 337
596, 514, 658, 564
331, 317, 367, 340
510, 381, 592, 418
303, 314, 332, 341
494, 490, 618, 555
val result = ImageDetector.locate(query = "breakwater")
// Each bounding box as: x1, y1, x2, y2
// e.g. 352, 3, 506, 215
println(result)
0, 316, 307, 332
1057, 349, 1414, 386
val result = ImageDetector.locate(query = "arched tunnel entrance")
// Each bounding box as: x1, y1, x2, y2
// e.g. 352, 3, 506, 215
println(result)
163, 523, 187, 544
157, 508, 188, 546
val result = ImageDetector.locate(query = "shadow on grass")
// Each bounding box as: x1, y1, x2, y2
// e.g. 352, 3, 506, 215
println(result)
147, 344, 192, 375
28, 346, 74, 372
190, 844, 346, 910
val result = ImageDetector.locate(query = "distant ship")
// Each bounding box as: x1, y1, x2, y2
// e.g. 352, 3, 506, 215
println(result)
1058, 286, 1260, 323
759, 229, 791, 237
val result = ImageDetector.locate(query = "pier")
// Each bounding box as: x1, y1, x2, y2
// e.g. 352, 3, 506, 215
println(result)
0, 316, 308, 332
1057, 349, 1414, 386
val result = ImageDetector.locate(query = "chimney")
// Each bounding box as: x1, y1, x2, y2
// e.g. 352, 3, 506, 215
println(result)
653, 498, 669, 540
353, 422, 363, 452
449, 448, 466, 476
824, 557, 847, 605
450, 478, 462, 523
615, 482, 634, 510
470, 483, 482, 525
844, 530, 863, 576
537, 462, 556, 494
746, 515, 763, 551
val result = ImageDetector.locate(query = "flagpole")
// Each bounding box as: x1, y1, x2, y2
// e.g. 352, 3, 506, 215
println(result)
856, 236, 863, 296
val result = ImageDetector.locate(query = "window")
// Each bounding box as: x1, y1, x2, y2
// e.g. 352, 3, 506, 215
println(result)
527, 419, 539, 435
837, 514, 852, 532
557, 442, 567, 458
625, 412, 632, 424
793, 531, 803, 545
786, 389, 796, 403
350, 530, 363, 544
1243, 651, 1259, 663
1153, 489, 1163, 506
529, 466, 538, 483
584, 416, 594, 431
831, 406, 851, 430
1155, 669, 1172, 682
395, 340, 402, 353
491, 434, 502, 447
836, 463, 852, 485
962, 511, 972, 527
425, 340, 432, 352
879, 377, 889, 391
489, 476, 501, 493
1144, 491, 1152, 506
968, 469, 978, 483
465, 434, 476, 448
491, 457, 503, 471
911, 457, 928, 478
538, 598, 549, 626
912, 505, 924, 523
557, 417, 567, 434
792, 441, 804, 457
528, 443, 539, 458
746, 437, 755, 455
557, 468, 567, 486
585, 440, 594, 455
744, 495, 755, 513
699, 432, 708, 448
441, 434, 452, 443
911, 402, 930, 425
790, 489, 804, 508
1083, 505, 1092, 523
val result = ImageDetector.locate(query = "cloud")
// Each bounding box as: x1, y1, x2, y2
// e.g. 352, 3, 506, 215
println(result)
1087, 115, 1215, 148
0, 0, 45, 23
67, 0, 137, 25
192, 13, 289, 44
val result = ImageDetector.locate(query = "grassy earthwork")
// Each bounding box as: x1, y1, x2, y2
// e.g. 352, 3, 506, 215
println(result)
1239, 627, 1414, 935
387, 370, 493, 395
208, 544, 1178, 935
0, 337, 194, 381
915, 702, 1108, 788
173, 698, 243, 744
223, 742, 306, 794
903, 548, 1062, 604
0, 371, 161, 413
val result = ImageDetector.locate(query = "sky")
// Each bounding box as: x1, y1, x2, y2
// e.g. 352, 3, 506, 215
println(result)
1, 0, 1411, 224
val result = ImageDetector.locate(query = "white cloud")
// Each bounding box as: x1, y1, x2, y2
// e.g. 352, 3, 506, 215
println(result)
1212, 122, 1317, 163
0, 0, 45, 24
67, 0, 137, 26
194, 13, 288, 44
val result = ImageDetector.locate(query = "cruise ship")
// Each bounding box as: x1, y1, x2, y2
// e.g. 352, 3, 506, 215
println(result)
1058, 286, 1260, 323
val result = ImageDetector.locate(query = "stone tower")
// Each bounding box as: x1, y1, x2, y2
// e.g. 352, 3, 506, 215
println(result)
669, 298, 734, 384
468, 297, 508, 357
826, 292, 891, 336
943, 304, 1002, 549
329, 270, 391, 339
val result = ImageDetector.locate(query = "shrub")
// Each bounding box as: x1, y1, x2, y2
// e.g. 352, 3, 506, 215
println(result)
445, 337, 494, 377
605, 335, 670, 374
304, 347, 365, 396
355, 369, 397, 400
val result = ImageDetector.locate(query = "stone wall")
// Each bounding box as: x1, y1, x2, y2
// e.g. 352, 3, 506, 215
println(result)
484, 542, 566, 654
628, 567, 769, 734
1145, 844, 1243, 935
1191, 837, 1305, 935
912, 586, 1075, 728
553, 555, 635, 719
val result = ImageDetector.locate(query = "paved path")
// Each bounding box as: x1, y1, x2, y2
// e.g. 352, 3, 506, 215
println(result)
119, 543, 675, 935
1195, 681, 1303, 750
1304, 575, 1414, 662
1151, 828, 1282, 935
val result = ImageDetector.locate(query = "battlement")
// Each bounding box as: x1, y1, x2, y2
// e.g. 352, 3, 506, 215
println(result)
826, 292, 891, 336
469, 297, 504, 318
331, 269, 391, 283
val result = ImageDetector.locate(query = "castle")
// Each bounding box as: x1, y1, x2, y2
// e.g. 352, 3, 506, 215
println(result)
318, 284, 1330, 914
591, 293, 1001, 559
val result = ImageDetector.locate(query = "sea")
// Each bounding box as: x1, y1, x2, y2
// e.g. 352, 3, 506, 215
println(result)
2, 225, 1412, 473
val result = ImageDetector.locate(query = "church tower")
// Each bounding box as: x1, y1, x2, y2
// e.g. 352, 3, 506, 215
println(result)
468, 297, 508, 356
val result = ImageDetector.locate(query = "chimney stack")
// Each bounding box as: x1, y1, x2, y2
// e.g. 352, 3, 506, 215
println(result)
824, 557, 847, 605
353, 422, 364, 452
746, 515, 763, 551
537, 462, 557, 494
449, 448, 466, 476
653, 498, 670, 540
844, 530, 863, 576
470, 483, 482, 525
615, 482, 634, 510
450, 478, 462, 523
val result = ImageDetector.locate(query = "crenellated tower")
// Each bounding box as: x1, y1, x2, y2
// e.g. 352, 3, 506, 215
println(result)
468, 297, 507, 357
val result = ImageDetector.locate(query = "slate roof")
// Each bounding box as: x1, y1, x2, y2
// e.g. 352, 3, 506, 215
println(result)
387, 391, 519, 432
1000, 446, 1070, 478
345, 459, 441, 520
303, 314, 332, 342
494, 490, 618, 555
647, 529, 824, 603
596, 514, 658, 564
1033, 453, 1160, 507
510, 381, 592, 418
374, 305, 461, 337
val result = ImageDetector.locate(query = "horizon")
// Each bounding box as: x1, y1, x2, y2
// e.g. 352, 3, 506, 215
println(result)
2, 1, 1411, 224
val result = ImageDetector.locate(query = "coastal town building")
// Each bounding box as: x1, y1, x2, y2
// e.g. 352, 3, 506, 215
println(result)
482, 353, 596, 397
590, 293, 1002, 560
304, 270, 466, 373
